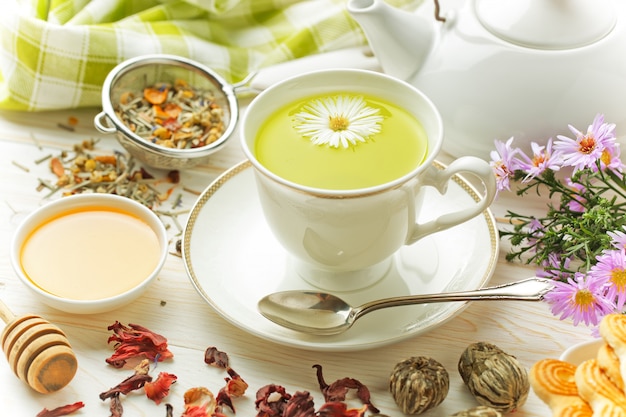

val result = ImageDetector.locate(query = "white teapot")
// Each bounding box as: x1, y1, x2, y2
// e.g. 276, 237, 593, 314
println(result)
348, 0, 626, 158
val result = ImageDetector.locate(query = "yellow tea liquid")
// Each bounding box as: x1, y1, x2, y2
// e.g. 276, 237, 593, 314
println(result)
254, 93, 428, 189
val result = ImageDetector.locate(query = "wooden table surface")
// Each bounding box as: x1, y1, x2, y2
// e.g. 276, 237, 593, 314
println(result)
0, 105, 592, 416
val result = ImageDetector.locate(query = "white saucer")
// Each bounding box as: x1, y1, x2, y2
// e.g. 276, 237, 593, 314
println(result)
183, 160, 499, 351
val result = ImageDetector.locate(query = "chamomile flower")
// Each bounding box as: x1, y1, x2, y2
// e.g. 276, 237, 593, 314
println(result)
293, 95, 384, 148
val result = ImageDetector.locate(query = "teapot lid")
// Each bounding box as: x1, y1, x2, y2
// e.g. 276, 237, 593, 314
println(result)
475, 0, 616, 49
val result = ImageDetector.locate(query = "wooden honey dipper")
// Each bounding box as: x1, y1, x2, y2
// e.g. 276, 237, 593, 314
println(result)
0, 299, 77, 393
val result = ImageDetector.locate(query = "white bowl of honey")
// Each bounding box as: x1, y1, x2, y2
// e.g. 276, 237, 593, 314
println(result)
10, 194, 168, 314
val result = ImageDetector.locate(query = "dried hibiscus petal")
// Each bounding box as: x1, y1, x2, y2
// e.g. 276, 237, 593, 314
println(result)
182, 406, 211, 417
224, 368, 248, 397
100, 373, 153, 400
204, 346, 229, 368
182, 387, 217, 417
216, 370, 249, 412
110, 394, 123, 417
216, 387, 236, 413
283, 391, 316, 417
205, 346, 249, 413
317, 402, 368, 417
255, 384, 292, 417
313, 364, 379, 414
36, 401, 85, 417
106, 321, 173, 368
144, 372, 178, 405
100, 360, 154, 400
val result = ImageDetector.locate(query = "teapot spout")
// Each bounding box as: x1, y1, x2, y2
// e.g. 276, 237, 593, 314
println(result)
348, 0, 436, 81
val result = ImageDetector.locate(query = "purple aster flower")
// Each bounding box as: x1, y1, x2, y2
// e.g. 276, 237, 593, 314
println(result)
490, 137, 521, 194
590, 249, 626, 310
516, 139, 562, 181
543, 272, 614, 326
528, 218, 543, 233
608, 227, 626, 251
526, 218, 545, 249
598, 140, 624, 175
554, 114, 616, 172
564, 178, 586, 213
537, 253, 570, 279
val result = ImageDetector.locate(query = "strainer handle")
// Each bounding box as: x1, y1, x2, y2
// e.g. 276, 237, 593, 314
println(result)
94, 112, 117, 134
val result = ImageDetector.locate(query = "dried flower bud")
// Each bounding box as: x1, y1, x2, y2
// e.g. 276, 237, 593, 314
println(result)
449, 405, 502, 416
389, 356, 449, 414
458, 342, 529, 413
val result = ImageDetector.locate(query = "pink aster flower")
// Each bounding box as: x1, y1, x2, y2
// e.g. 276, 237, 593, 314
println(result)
517, 139, 562, 181
598, 139, 624, 174
490, 137, 520, 194
590, 249, 626, 310
564, 178, 586, 213
543, 272, 614, 326
608, 227, 626, 251
525, 218, 545, 249
537, 253, 571, 280
554, 114, 616, 172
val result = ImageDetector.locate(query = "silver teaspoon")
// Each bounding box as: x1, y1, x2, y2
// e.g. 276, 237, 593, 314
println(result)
258, 277, 554, 335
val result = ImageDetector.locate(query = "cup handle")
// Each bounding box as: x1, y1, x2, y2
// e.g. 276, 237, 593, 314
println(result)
405, 156, 496, 245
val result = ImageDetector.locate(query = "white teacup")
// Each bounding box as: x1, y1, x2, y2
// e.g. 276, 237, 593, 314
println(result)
240, 69, 496, 291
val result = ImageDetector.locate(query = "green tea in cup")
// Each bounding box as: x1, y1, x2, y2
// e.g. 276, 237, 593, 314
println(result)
240, 69, 496, 291
254, 92, 428, 190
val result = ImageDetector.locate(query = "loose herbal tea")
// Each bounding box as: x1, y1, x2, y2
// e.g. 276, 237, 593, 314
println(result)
39, 138, 181, 210
115, 79, 225, 149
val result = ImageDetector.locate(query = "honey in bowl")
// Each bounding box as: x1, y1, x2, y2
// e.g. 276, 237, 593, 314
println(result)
254, 93, 429, 190
20, 207, 162, 301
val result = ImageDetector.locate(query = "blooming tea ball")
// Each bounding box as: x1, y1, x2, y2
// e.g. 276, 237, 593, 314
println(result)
389, 356, 449, 414
458, 342, 529, 413
449, 405, 503, 416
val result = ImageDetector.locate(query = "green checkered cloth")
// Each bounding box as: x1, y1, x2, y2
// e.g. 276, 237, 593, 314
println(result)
0, 0, 420, 111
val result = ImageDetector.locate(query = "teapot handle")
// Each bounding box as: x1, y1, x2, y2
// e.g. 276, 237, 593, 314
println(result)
406, 156, 497, 244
